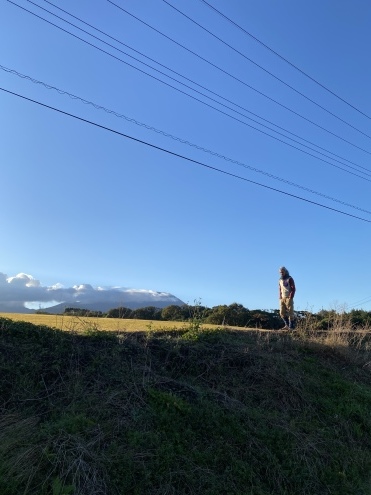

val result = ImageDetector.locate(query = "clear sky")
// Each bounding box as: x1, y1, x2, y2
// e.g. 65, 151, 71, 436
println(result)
1, 0, 371, 313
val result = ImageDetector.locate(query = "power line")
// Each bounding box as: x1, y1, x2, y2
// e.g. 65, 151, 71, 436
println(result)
348, 296, 371, 308
12, 0, 371, 167
161, 0, 371, 141
107, 0, 371, 157
198, 0, 371, 122
31, 0, 371, 176
7, 1, 371, 182
1, 85, 371, 224
3, 63, 371, 216
28, 0, 371, 176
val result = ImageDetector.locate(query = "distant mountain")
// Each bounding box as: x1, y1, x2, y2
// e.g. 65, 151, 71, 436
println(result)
38, 292, 185, 314
0, 302, 36, 314
0, 277, 186, 315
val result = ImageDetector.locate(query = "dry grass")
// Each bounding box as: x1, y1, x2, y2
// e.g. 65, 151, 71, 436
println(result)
0, 312, 248, 333
0, 315, 370, 494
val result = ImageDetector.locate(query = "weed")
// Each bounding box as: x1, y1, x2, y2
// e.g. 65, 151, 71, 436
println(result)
182, 298, 207, 339
52, 477, 74, 495
0, 316, 370, 494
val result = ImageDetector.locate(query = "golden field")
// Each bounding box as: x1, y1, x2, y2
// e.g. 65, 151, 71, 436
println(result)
0, 312, 246, 333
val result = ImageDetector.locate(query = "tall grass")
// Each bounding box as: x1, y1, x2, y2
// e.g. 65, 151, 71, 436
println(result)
295, 310, 371, 372
0, 316, 370, 494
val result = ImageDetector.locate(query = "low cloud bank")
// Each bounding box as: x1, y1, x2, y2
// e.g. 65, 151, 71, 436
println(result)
0, 272, 181, 312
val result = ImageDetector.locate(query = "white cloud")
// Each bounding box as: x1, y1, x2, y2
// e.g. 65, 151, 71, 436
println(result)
73, 284, 95, 292
7, 273, 41, 287
0, 272, 180, 311
50, 283, 64, 290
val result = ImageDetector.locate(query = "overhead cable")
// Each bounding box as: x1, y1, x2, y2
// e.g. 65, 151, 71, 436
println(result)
2, 64, 371, 215
7, 0, 371, 181
29, 0, 371, 175
1, 85, 371, 224
107, 0, 371, 156
348, 297, 371, 309
161, 0, 371, 140
27, 0, 371, 175
198, 0, 371, 121
13, 0, 371, 163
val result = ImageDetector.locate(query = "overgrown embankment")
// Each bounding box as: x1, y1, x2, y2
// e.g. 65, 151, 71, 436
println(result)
0, 317, 370, 495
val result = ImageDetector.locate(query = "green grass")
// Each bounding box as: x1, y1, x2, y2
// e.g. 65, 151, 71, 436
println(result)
0, 316, 370, 494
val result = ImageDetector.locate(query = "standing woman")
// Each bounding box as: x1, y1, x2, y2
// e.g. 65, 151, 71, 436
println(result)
279, 266, 296, 329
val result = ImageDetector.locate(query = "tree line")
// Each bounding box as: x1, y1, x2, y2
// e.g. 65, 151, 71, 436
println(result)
36, 304, 371, 330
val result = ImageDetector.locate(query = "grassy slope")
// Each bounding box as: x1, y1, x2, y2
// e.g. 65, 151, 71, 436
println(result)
0, 316, 370, 495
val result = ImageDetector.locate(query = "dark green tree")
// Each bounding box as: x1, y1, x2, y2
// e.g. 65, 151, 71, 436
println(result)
131, 306, 162, 320
63, 308, 102, 317
161, 305, 186, 321
206, 303, 250, 326
349, 309, 371, 328
106, 307, 133, 318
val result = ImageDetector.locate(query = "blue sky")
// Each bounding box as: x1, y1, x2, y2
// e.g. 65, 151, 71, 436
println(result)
1, 0, 371, 313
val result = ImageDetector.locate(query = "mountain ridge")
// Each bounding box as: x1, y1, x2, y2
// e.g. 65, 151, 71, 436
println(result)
39, 295, 185, 314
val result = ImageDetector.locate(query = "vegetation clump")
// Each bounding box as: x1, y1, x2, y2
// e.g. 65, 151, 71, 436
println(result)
54, 303, 371, 331
0, 316, 370, 494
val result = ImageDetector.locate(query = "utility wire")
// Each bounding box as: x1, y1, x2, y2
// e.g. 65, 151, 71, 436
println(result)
107, 0, 371, 157
31, 0, 371, 175
162, 0, 371, 140
7, 0, 371, 182
348, 296, 371, 308
1, 85, 371, 224
12, 1, 371, 165
199, 0, 371, 121
3, 63, 371, 216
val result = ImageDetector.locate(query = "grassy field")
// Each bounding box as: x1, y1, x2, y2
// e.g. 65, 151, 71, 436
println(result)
0, 312, 247, 333
0, 315, 370, 494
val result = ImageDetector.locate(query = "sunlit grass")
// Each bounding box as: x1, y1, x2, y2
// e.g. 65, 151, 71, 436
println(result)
0, 312, 247, 333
